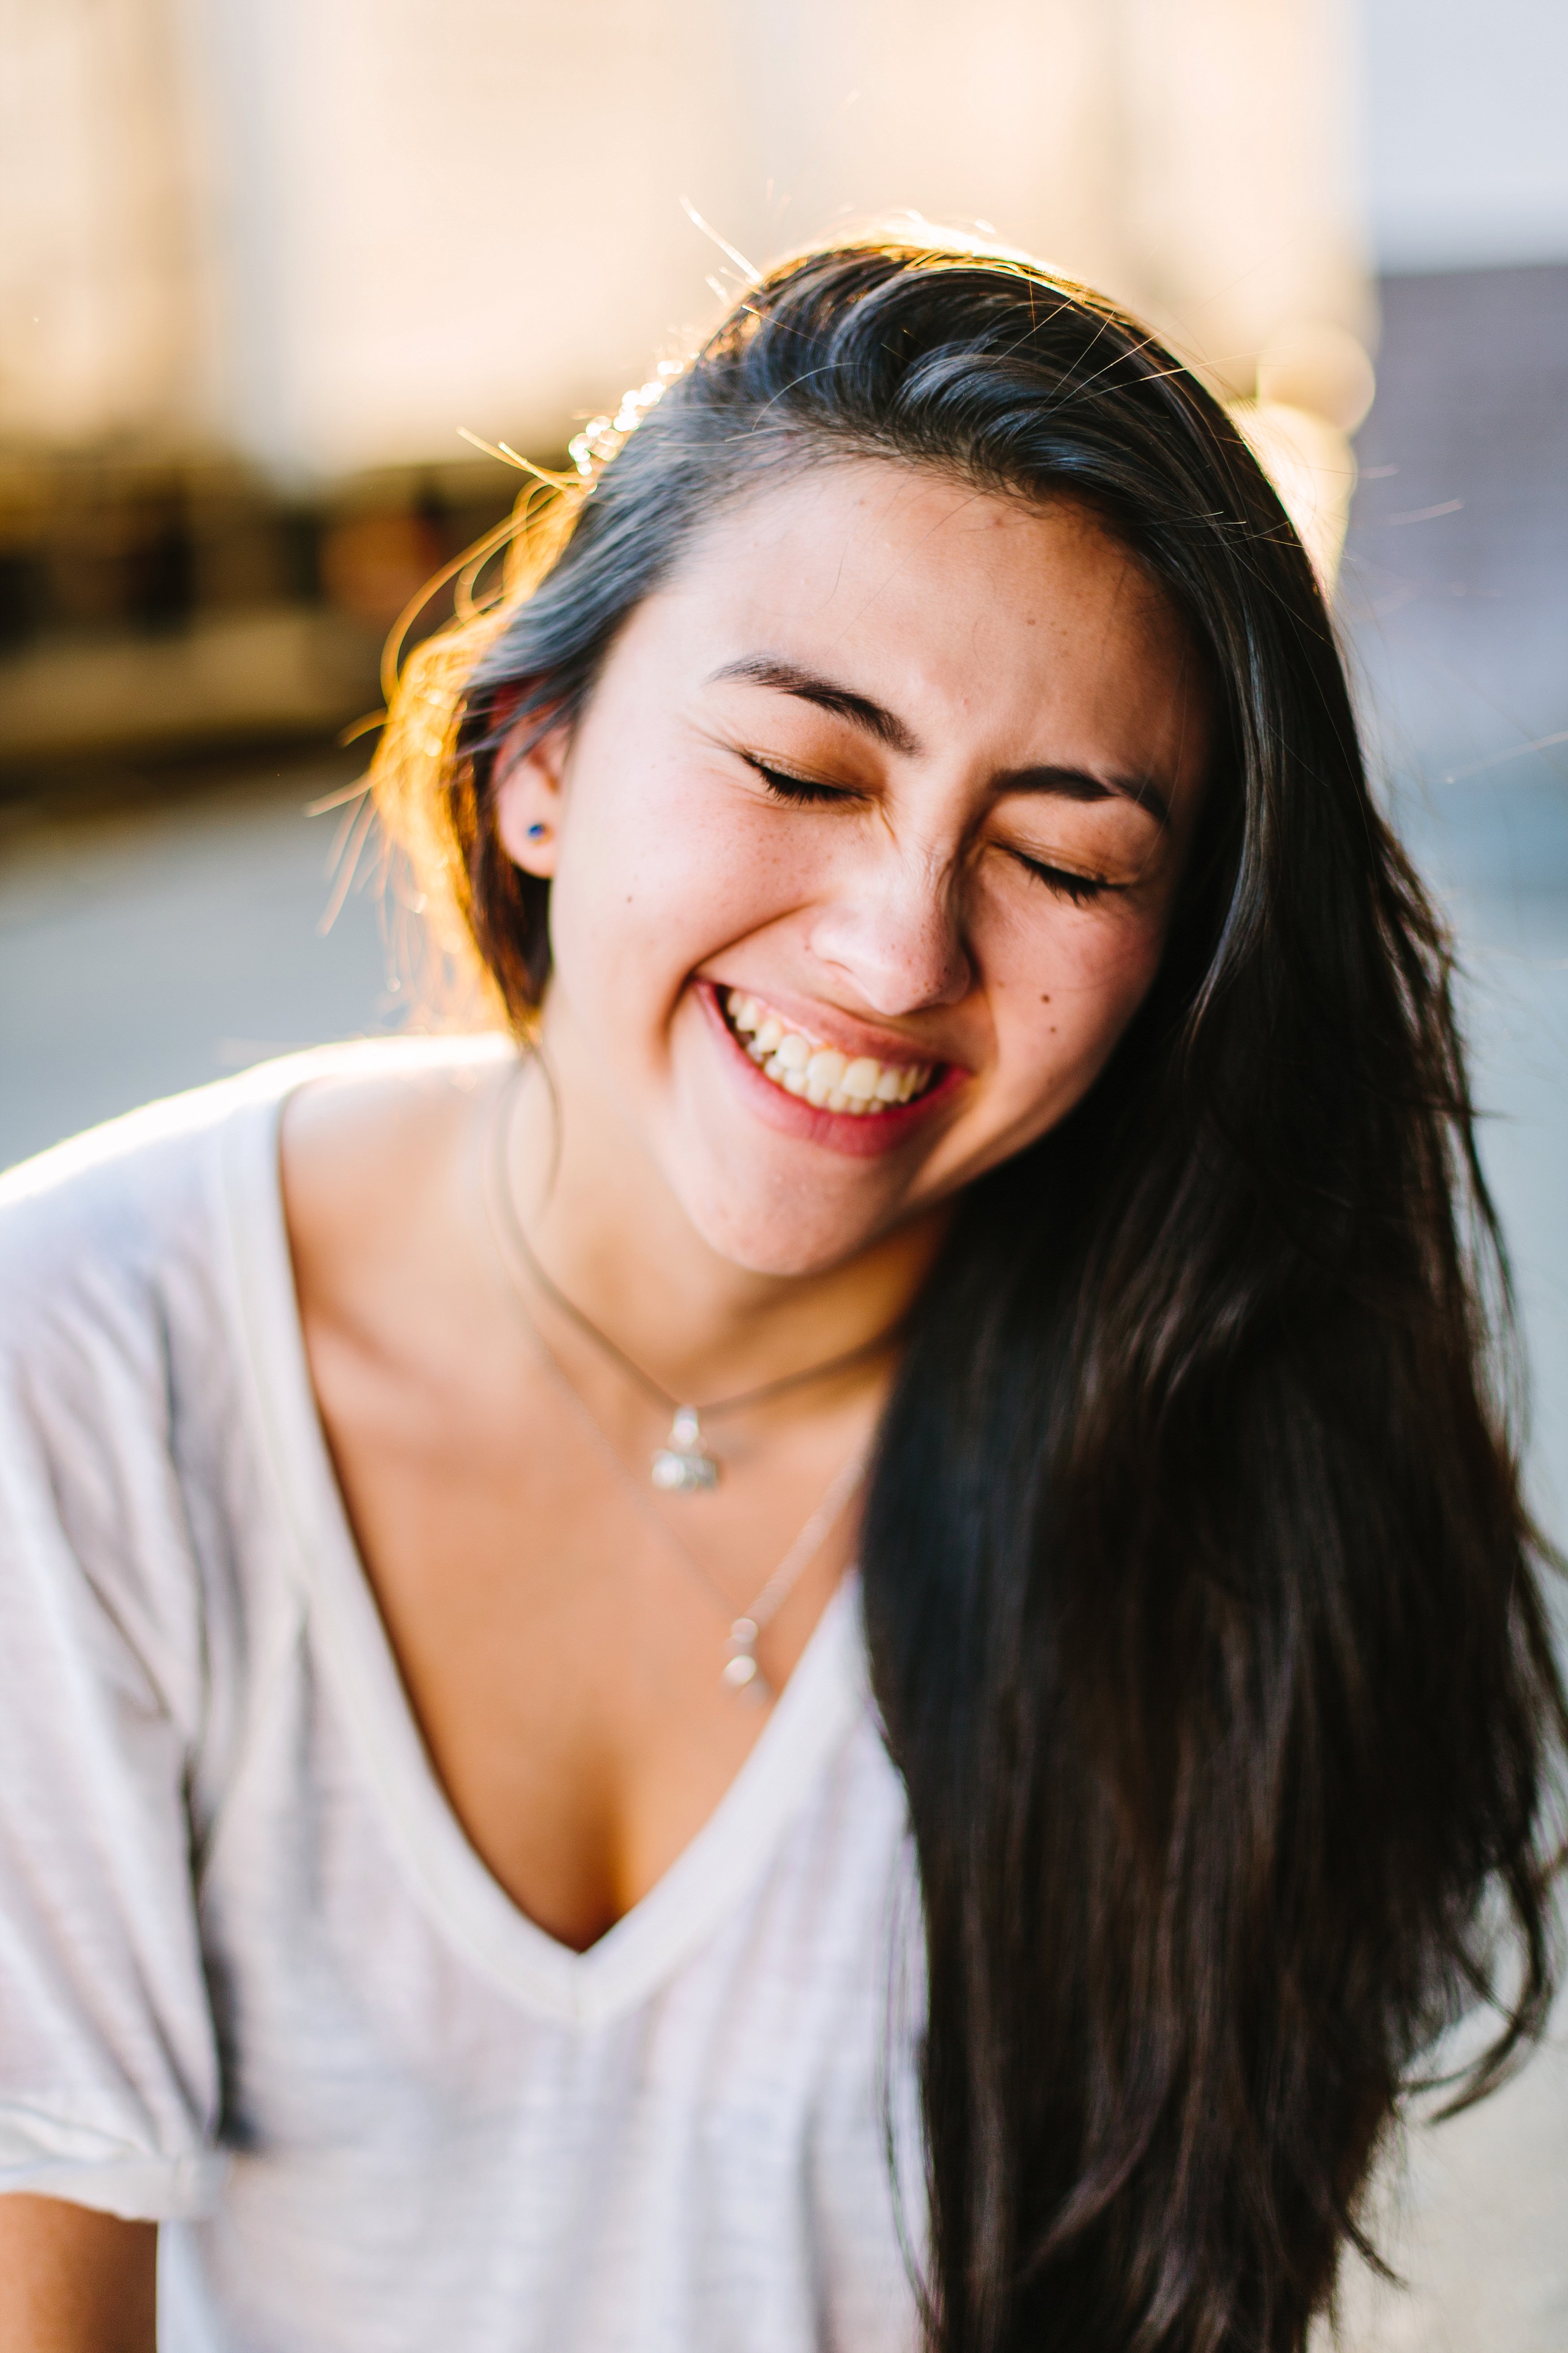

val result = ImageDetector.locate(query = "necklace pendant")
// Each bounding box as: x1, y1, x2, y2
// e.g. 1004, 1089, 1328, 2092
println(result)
720, 1616, 771, 1703
651, 1405, 720, 1493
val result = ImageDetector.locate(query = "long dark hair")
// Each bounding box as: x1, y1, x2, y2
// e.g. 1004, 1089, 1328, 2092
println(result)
371, 238, 1567, 2351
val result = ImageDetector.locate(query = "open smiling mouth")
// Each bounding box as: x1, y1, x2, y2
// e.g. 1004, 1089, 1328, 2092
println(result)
720, 989, 941, 1116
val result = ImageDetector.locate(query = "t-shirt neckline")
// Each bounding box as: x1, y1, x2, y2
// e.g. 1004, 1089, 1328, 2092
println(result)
216, 1041, 868, 2029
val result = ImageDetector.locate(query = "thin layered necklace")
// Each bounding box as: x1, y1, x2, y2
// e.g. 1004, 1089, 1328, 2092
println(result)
482, 1062, 889, 1699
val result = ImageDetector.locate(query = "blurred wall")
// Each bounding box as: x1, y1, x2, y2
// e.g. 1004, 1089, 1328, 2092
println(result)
1364, 0, 1568, 269
6, 0, 1567, 486
0, 0, 211, 448
1348, 0, 1568, 875
4, 0, 1565, 774
5, 0, 1372, 482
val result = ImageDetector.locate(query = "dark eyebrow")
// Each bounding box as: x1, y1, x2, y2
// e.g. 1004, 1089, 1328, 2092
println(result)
707, 656, 922, 758
993, 764, 1172, 831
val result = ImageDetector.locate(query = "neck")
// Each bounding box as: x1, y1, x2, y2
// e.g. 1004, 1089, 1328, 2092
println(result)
495, 1041, 949, 1406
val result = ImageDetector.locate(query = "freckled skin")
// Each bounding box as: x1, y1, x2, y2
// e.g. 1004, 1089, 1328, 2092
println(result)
498, 458, 1210, 1282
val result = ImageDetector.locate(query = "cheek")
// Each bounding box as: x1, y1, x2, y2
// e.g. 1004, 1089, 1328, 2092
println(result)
995, 910, 1166, 1106
546, 756, 801, 1015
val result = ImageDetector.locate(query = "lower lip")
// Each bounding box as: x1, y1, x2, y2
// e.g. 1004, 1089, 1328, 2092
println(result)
696, 983, 964, 1159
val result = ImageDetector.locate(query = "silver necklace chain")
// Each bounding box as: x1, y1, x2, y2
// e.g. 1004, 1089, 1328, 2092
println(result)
480, 1066, 870, 1701
488, 1059, 901, 1492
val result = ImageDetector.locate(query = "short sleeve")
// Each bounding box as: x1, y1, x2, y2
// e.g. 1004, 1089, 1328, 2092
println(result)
0, 1163, 226, 2223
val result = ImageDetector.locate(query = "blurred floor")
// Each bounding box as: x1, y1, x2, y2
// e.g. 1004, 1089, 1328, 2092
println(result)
1444, 894, 1568, 1537
0, 755, 402, 1167
1331, 877, 1568, 2353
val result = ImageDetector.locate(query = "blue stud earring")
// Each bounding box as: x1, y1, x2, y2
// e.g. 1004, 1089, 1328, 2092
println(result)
526, 822, 547, 841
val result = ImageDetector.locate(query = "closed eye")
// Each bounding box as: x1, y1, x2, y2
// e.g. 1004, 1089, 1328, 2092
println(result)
740, 752, 862, 807
737, 750, 1118, 901
1011, 849, 1118, 906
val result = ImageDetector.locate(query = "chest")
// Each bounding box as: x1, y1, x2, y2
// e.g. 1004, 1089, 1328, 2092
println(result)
302, 1317, 862, 1951
191, 1632, 922, 2353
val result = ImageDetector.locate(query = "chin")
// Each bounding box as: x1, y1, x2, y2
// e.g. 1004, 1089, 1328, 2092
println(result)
677, 1178, 890, 1281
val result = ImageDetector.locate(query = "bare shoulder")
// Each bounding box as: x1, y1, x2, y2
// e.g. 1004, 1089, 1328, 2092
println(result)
280, 1038, 515, 1330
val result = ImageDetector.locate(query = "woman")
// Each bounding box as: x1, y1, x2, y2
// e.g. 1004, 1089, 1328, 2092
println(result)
0, 237, 1561, 2353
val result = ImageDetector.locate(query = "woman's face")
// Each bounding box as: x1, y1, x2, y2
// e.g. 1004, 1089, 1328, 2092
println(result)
497, 458, 1211, 1276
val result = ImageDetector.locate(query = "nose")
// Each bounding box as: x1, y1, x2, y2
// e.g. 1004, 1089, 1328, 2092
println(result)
806, 835, 972, 1018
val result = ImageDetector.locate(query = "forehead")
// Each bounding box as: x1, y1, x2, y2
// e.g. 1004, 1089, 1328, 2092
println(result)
649, 457, 1203, 756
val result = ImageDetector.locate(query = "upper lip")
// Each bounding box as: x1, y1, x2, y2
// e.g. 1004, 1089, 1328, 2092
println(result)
704, 978, 962, 1073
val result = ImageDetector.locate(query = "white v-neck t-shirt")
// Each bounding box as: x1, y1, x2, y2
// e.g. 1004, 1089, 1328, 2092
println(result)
0, 1042, 925, 2353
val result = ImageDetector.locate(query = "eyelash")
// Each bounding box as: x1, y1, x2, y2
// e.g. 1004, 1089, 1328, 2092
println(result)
1014, 854, 1112, 907
742, 754, 858, 806
742, 754, 1113, 906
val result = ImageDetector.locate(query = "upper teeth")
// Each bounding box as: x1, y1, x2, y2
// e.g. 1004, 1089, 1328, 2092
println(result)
725, 991, 932, 1115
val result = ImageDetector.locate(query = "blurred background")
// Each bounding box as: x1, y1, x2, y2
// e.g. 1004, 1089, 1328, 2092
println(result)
0, 0, 1565, 2337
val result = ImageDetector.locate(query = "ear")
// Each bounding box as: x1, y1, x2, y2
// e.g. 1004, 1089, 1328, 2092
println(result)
492, 715, 570, 880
